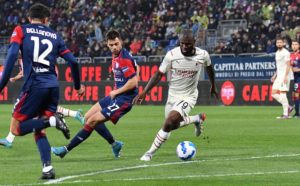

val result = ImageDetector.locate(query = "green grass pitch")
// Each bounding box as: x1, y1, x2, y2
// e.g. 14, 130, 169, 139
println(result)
0, 104, 300, 186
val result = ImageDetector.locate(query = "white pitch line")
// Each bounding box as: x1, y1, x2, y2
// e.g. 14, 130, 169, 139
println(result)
44, 153, 300, 185
47, 170, 300, 184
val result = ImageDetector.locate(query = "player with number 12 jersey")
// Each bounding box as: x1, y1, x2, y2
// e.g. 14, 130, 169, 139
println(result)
10, 23, 71, 91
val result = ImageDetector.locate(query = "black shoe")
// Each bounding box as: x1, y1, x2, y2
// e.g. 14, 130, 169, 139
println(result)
40, 168, 55, 180
54, 113, 70, 139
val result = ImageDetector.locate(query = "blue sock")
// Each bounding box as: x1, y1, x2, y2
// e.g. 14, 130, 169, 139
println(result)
19, 119, 50, 135
295, 99, 300, 115
66, 125, 93, 151
35, 132, 51, 166
94, 124, 115, 144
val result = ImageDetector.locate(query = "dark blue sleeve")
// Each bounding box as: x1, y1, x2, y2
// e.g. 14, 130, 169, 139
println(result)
62, 52, 81, 90
0, 42, 19, 91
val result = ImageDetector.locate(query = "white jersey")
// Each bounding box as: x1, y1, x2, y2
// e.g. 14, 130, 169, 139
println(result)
275, 48, 290, 80
159, 47, 211, 104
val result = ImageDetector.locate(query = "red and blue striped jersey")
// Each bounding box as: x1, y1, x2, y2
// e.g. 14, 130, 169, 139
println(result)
10, 23, 70, 90
112, 49, 138, 96
291, 51, 300, 82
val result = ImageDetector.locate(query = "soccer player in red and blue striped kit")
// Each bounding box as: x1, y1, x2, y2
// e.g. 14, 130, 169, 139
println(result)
0, 3, 85, 179
290, 40, 300, 118
52, 29, 138, 159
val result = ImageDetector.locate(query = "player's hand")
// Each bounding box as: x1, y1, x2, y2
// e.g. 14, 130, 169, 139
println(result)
109, 90, 118, 99
210, 85, 219, 99
76, 84, 85, 97
283, 77, 288, 84
271, 76, 276, 83
10, 78, 16, 82
132, 92, 147, 104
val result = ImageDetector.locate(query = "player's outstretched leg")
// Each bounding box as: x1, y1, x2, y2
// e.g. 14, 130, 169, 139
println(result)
112, 141, 124, 158
194, 113, 206, 137
179, 113, 206, 136
51, 146, 68, 158
53, 113, 70, 139
140, 129, 170, 161
52, 124, 94, 158
75, 109, 85, 125
94, 124, 124, 158
57, 106, 85, 125
0, 138, 12, 148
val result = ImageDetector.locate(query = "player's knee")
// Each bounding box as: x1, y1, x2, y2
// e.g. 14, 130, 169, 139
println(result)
164, 118, 179, 132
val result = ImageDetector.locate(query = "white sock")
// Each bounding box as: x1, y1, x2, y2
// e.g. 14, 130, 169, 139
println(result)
280, 93, 289, 116
180, 115, 200, 128
49, 116, 56, 127
6, 132, 15, 143
148, 129, 170, 154
272, 93, 282, 104
42, 165, 53, 173
57, 106, 77, 117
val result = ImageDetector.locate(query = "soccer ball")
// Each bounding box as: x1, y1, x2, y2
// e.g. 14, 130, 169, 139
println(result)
176, 141, 196, 161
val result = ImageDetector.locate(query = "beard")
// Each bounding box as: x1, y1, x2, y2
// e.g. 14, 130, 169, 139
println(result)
180, 47, 195, 56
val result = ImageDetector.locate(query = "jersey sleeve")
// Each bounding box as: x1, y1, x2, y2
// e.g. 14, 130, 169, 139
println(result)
10, 26, 23, 45
204, 50, 212, 67
121, 59, 136, 78
159, 51, 172, 73
58, 36, 71, 56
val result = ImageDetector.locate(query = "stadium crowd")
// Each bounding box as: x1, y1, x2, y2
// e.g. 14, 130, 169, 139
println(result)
0, 0, 299, 57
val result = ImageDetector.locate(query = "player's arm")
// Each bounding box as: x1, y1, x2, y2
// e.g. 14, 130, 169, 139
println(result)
61, 52, 84, 96
0, 42, 20, 92
133, 70, 164, 104
10, 70, 23, 82
110, 75, 138, 99
292, 67, 300, 72
204, 51, 218, 99
284, 55, 291, 83
206, 65, 218, 99
143, 71, 164, 94
136, 64, 140, 80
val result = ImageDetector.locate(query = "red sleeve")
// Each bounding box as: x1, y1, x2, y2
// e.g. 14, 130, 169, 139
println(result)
121, 59, 136, 78
10, 26, 23, 45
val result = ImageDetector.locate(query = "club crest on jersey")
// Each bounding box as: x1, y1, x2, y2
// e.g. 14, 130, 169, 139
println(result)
115, 62, 119, 68
12, 31, 17, 37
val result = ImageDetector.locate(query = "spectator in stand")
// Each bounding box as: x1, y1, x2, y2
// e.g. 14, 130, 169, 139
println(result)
214, 41, 229, 54
165, 21, 176, 40
0, 0, 299, 55
130, 37, 142, 55
266, 39, 276, 53
144, 36, 156, 56
155, 44, 166, 55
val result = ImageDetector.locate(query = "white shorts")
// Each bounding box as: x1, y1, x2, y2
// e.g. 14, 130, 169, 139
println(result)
272, 77, 290, 92
165, 96, 195, 118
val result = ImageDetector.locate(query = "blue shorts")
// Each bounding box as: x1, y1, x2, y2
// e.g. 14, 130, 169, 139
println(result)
13, 87, 59, 121
99, 95, 134, 124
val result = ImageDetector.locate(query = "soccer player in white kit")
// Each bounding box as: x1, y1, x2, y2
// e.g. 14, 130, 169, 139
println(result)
133, 29, 218, 161
271, 37, 293, 119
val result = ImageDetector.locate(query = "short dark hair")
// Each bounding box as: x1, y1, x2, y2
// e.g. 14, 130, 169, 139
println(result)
105, 29, 121, 40
179, 29, 195, 41
275, 36, 284, 41
291, 39, 300, 44
28, 3, 50, 19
